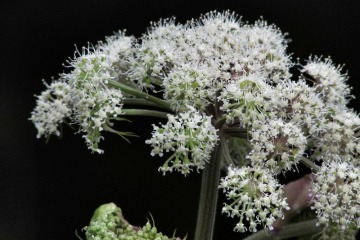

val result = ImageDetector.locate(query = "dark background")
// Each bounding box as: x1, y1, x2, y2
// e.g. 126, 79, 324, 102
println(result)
0, 0, 359, 239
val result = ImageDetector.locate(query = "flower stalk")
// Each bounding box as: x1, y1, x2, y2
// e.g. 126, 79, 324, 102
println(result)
122, 109, 170, 119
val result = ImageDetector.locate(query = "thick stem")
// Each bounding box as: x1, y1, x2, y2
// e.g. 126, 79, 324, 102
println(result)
194, 143, 222, 240
222, 127, 247, 138
214, 117, 226, 129
242, 219, 322, 240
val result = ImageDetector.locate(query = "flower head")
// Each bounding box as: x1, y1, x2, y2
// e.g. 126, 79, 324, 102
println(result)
220, 166, 289, 232
30, 81, 72, 138
146, 106, 218, 175
66, 50, 126, 152
247, 118, 307, 173
310, 158, 360, 230
302, 56, 352, 106
31, 32, 134, 153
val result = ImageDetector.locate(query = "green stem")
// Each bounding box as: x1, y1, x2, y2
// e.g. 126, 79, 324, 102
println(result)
220, 137, 234, 167
222, 127, 247, 138
150, 76, 163, 86
122, 109, 169, 119
242, 219, 322, 240
300, 156, 319, 172
214, 117, 227, 129
108, 80, 172, 111
123, 98, 164, 108
194, 143, 222, 240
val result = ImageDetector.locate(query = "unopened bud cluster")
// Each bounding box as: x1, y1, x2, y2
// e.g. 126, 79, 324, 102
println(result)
84, 203, 173, 240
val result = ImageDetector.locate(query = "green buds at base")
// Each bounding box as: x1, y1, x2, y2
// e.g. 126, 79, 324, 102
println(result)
84, 203, 182, 240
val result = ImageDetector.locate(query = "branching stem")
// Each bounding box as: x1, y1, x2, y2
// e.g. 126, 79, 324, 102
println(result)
108, 80, 172, 111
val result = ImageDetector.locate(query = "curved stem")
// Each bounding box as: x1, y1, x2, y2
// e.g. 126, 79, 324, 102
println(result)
122, 109, 169, 119
242, 219, 322, 240
108, 80, 172, 111
194, 143, 222, 240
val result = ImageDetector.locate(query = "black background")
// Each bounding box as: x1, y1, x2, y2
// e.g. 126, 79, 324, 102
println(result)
1, 1, 359, 239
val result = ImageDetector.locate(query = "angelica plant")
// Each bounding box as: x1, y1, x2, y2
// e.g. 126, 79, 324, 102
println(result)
30, 11, 359, 240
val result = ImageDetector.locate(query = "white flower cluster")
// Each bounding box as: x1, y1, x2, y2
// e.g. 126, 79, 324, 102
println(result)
146, 106, 218, 175
64, 49, 126, 153
311, 159, 360, 231
219, 74, 271, 126
272, 79, 327, 130
31, 31, 134, 153
315, 110, 360, 162
164, 64, 218, 111
30, 81, 71, 138
127, 18, 180, 89
130, 11, 291, 111
319, 221, 359, 240
247, 118, 306, 173
301, 57, 360, 235
302, 56, 352, 106
220, 166, 289, 232
31, 10, 360, 236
